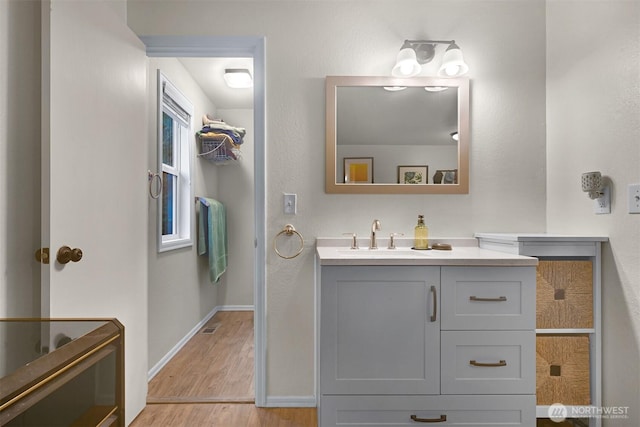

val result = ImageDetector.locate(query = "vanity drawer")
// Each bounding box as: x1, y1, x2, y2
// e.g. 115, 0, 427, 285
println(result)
441, 331, 536, 395
441, 267, 536, 330
319, 394, 535, 427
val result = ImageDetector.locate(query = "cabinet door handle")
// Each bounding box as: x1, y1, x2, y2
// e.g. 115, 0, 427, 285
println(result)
469, 295, 507, 302
470, 359, 507, 367
430, 285, 437, 322
410, 414, 447, 423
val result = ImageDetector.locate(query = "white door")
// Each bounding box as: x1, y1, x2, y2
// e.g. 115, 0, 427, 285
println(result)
41, 1, 149, 422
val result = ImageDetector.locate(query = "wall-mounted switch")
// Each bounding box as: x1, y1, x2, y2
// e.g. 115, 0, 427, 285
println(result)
284, 193, 297, 215
629, 184, 640, 214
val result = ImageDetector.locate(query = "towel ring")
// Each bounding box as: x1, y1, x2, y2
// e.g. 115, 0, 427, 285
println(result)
274, 224, 304, 259
148, 170, 163, 199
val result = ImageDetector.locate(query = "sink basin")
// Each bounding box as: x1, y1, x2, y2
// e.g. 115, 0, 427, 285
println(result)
336, 248, 435, 257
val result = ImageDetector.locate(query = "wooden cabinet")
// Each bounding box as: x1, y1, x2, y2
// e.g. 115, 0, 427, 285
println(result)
318, 264, 536, 427
476, 233, 607, 427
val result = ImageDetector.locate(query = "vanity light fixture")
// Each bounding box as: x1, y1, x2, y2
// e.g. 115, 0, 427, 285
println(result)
450, 131, 459, 141
391, 40, 469, 78
223, 69, 253, 88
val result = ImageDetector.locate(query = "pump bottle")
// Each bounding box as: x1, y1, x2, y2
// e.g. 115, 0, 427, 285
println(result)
414, 215, 429, 249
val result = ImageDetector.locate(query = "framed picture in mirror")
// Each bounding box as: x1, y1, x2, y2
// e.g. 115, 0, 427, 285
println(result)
344, 157, 373, 183
398, 165, 428, 184
433, 169, 458, 184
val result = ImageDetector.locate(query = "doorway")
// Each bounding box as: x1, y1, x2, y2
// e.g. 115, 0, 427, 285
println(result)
141, 36, 267, 407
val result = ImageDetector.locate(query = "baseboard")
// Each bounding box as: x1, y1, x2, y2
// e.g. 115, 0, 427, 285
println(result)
264, 396, 317, 408
217, 304, 254, 311
147, 304, 255, 381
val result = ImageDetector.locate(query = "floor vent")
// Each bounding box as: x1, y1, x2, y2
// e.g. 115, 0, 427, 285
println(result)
201, 324, 220, 335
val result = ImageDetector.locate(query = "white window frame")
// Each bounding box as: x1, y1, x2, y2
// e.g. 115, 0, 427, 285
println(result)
157, 71, 194, 252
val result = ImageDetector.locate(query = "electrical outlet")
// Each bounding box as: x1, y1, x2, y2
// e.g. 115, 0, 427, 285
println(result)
594, 186, 611, 215
283, 193, 297, 215
629, 184, 640, 214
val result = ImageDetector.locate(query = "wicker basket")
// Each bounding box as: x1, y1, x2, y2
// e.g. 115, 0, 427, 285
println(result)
536, 335, 590, 405
197, 134, 240, 164
537, 260, 593, 329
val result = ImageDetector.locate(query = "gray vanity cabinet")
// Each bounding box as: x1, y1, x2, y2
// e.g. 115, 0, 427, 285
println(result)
318, 264, 536, 427
320, 266, 441, 395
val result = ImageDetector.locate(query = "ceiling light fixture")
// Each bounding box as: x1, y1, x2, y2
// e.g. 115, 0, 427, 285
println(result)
223, 69, 253, 88
391, 40, 469, 78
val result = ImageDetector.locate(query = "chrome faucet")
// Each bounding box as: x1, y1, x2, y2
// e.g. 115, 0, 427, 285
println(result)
369, 219, 381, 249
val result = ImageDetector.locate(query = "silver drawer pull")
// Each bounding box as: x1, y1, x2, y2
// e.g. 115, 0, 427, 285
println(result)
469, 295, 507, 302
410, 414, 447, 423
470, 359, 507, 367
430, 285, 437, 322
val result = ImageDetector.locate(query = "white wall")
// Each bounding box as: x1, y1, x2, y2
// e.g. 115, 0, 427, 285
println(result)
0, 0, 41, 317
216, 108, 255, 307
546, 1, 640, 425
146, 60, 255, 369
146, 58, 221, 368
128, 0, 548, 399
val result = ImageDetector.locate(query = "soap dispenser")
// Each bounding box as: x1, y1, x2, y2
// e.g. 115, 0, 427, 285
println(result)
414, 215, 429, 250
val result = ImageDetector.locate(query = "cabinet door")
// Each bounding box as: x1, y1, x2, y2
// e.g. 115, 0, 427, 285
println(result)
320, 266, 441, 395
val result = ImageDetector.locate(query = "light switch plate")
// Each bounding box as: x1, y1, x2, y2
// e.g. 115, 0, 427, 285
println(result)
629, 184, 640, 214
284, 193, 297, 215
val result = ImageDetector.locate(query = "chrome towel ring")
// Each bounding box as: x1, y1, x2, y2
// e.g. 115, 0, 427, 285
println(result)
148, 170, 163, 199
274, 224, 304, 259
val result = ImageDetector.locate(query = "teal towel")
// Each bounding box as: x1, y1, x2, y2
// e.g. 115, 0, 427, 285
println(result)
198, 197, 228, 283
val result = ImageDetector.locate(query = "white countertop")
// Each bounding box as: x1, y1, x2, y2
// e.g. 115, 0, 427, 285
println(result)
475, 233, 608, 242
316, 238, 538, 267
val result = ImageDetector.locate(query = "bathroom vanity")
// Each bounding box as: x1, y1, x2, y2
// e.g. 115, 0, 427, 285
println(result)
316, 240, 538, 426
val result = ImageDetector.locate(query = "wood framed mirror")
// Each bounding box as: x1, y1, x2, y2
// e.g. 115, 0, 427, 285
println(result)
325, 76, 469, 194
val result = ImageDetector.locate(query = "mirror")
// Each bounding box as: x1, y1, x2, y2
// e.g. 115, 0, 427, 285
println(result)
325, 76, 469, 194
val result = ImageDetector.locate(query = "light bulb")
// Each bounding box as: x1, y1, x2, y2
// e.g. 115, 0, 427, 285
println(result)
444, 64, 460, 76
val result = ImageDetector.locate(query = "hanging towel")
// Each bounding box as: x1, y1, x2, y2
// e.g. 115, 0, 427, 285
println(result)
198, 197, 228, 283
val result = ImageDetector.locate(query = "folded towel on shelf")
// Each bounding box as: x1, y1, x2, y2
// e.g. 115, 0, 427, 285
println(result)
198, 197, 228, 283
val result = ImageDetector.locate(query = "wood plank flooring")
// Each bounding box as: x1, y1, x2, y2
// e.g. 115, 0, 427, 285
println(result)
132, 311, 317, 426
147, 311, 255, 403
130, 404, 317, 426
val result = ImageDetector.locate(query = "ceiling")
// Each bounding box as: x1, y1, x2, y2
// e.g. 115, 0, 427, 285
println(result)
178, 57, 254, 110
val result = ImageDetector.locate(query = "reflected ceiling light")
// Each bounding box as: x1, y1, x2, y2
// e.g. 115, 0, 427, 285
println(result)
424, 86, 449, 92
383, 86, 407, 91
450, 131, 459, 141
391, 39, 469, 78
223, 69, 253, 88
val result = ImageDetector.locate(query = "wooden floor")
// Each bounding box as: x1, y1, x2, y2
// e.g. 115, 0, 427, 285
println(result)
132, 311, 317, 426
147, 311, 255, 403
130, 404, 317, 426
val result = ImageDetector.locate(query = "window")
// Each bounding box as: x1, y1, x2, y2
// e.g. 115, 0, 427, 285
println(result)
158, 71, 193, 252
